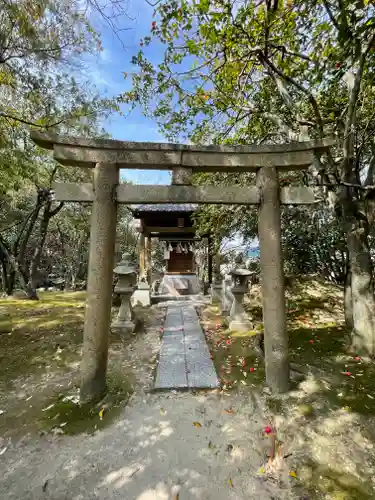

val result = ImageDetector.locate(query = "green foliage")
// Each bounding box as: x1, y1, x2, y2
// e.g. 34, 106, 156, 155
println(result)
0, 0, 118, 193
124, 0, 375, 282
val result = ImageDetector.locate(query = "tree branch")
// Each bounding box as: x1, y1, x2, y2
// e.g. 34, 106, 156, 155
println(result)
342, 31, 375, 178
257, 51, 325, 135
48, 202, 65, 218
321, 0, 341, 32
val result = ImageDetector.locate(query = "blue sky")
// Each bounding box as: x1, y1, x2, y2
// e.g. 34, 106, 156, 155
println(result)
85, 0, 171, 185
82, 1, 259, 250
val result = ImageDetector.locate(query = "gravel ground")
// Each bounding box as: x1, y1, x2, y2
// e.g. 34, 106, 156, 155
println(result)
0, 388, 297, 500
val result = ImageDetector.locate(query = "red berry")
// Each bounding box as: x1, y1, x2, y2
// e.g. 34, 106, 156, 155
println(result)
309, 340, 314, 344
249, 367, 255, 373
152, 21, 156, 27
343, 371, 352, 376
335, 62, 341, 69
264, 426, 272, 434
226, 339, 231, 345
355, 356, 361, 361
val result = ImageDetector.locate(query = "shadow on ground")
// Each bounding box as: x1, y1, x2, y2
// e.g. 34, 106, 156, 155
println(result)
0, 292, 159, 439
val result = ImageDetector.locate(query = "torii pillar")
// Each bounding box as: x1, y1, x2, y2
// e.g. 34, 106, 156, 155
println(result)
81, 163, 119, 403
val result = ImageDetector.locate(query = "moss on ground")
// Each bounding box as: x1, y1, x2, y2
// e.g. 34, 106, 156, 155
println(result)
200, 305, 265, 390
297, 460, 374, 500
0, 292, 134, 438
0, 292, 86, 386
201, 279, 375, 499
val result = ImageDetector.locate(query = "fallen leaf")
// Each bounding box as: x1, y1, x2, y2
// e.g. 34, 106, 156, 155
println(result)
41, 404, 55, 412
193, 421, 202, 428
224, 408, 235, 414
99, 408, 104, 420
160, 407, 166, 415
228, 478, 234, 488
289, 471, 297, 478
258, 466, 265, 474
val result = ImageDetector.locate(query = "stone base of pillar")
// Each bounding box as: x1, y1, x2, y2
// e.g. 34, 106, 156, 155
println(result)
111, 320, 135, 337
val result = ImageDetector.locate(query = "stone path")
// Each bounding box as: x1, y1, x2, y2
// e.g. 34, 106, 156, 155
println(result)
154, 304, 219, 390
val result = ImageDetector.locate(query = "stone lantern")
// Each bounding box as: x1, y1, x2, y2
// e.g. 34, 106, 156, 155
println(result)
210, 273, 223, 305
221, 274, 234, 316
111, 253, 137, 336
229, 269, 253, 332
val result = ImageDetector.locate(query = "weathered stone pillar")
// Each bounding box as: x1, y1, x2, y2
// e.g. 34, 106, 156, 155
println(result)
139, 233, 146, 281
80, 163, 118, 404
211, 250, 222, 304
257, 166, 289, 393
207, 237, 213, 285
146, 236, 152, 285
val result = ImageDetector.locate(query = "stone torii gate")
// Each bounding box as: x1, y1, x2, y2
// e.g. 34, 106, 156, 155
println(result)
30, 131, 333, 403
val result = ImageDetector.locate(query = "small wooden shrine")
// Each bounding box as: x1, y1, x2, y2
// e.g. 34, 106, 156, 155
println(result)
130, 169, 201, 295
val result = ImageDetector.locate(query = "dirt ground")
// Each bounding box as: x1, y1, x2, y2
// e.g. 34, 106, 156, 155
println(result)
1, 280, 375, 499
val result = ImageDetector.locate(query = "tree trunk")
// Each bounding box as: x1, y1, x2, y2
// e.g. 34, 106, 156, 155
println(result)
344, 252, 354, 332
17, 204, 43, 286
27, 201, 64, 300
341, 182, 375, 356
0, 259, 8, 293
346, 217, 375, 356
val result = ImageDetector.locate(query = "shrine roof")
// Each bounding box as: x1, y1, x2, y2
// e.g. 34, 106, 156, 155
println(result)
130, 203, 197, 214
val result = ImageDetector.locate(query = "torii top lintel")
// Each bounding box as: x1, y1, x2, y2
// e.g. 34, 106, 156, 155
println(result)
30, 131, 334, 172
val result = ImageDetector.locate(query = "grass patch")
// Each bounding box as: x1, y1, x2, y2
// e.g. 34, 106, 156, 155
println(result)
200, 305, 265, 390
0, 292, 86, 385
0, 291, 138, 438
298, 460, 374, 500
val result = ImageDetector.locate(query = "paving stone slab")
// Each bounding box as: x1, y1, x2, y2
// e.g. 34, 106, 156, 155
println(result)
154, 303, 219, 390
160, 336, 186, 357
154, 355, 188, 389
186, 357, 219, 389
186, 344, 211, 358
162, 326, 184, 335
